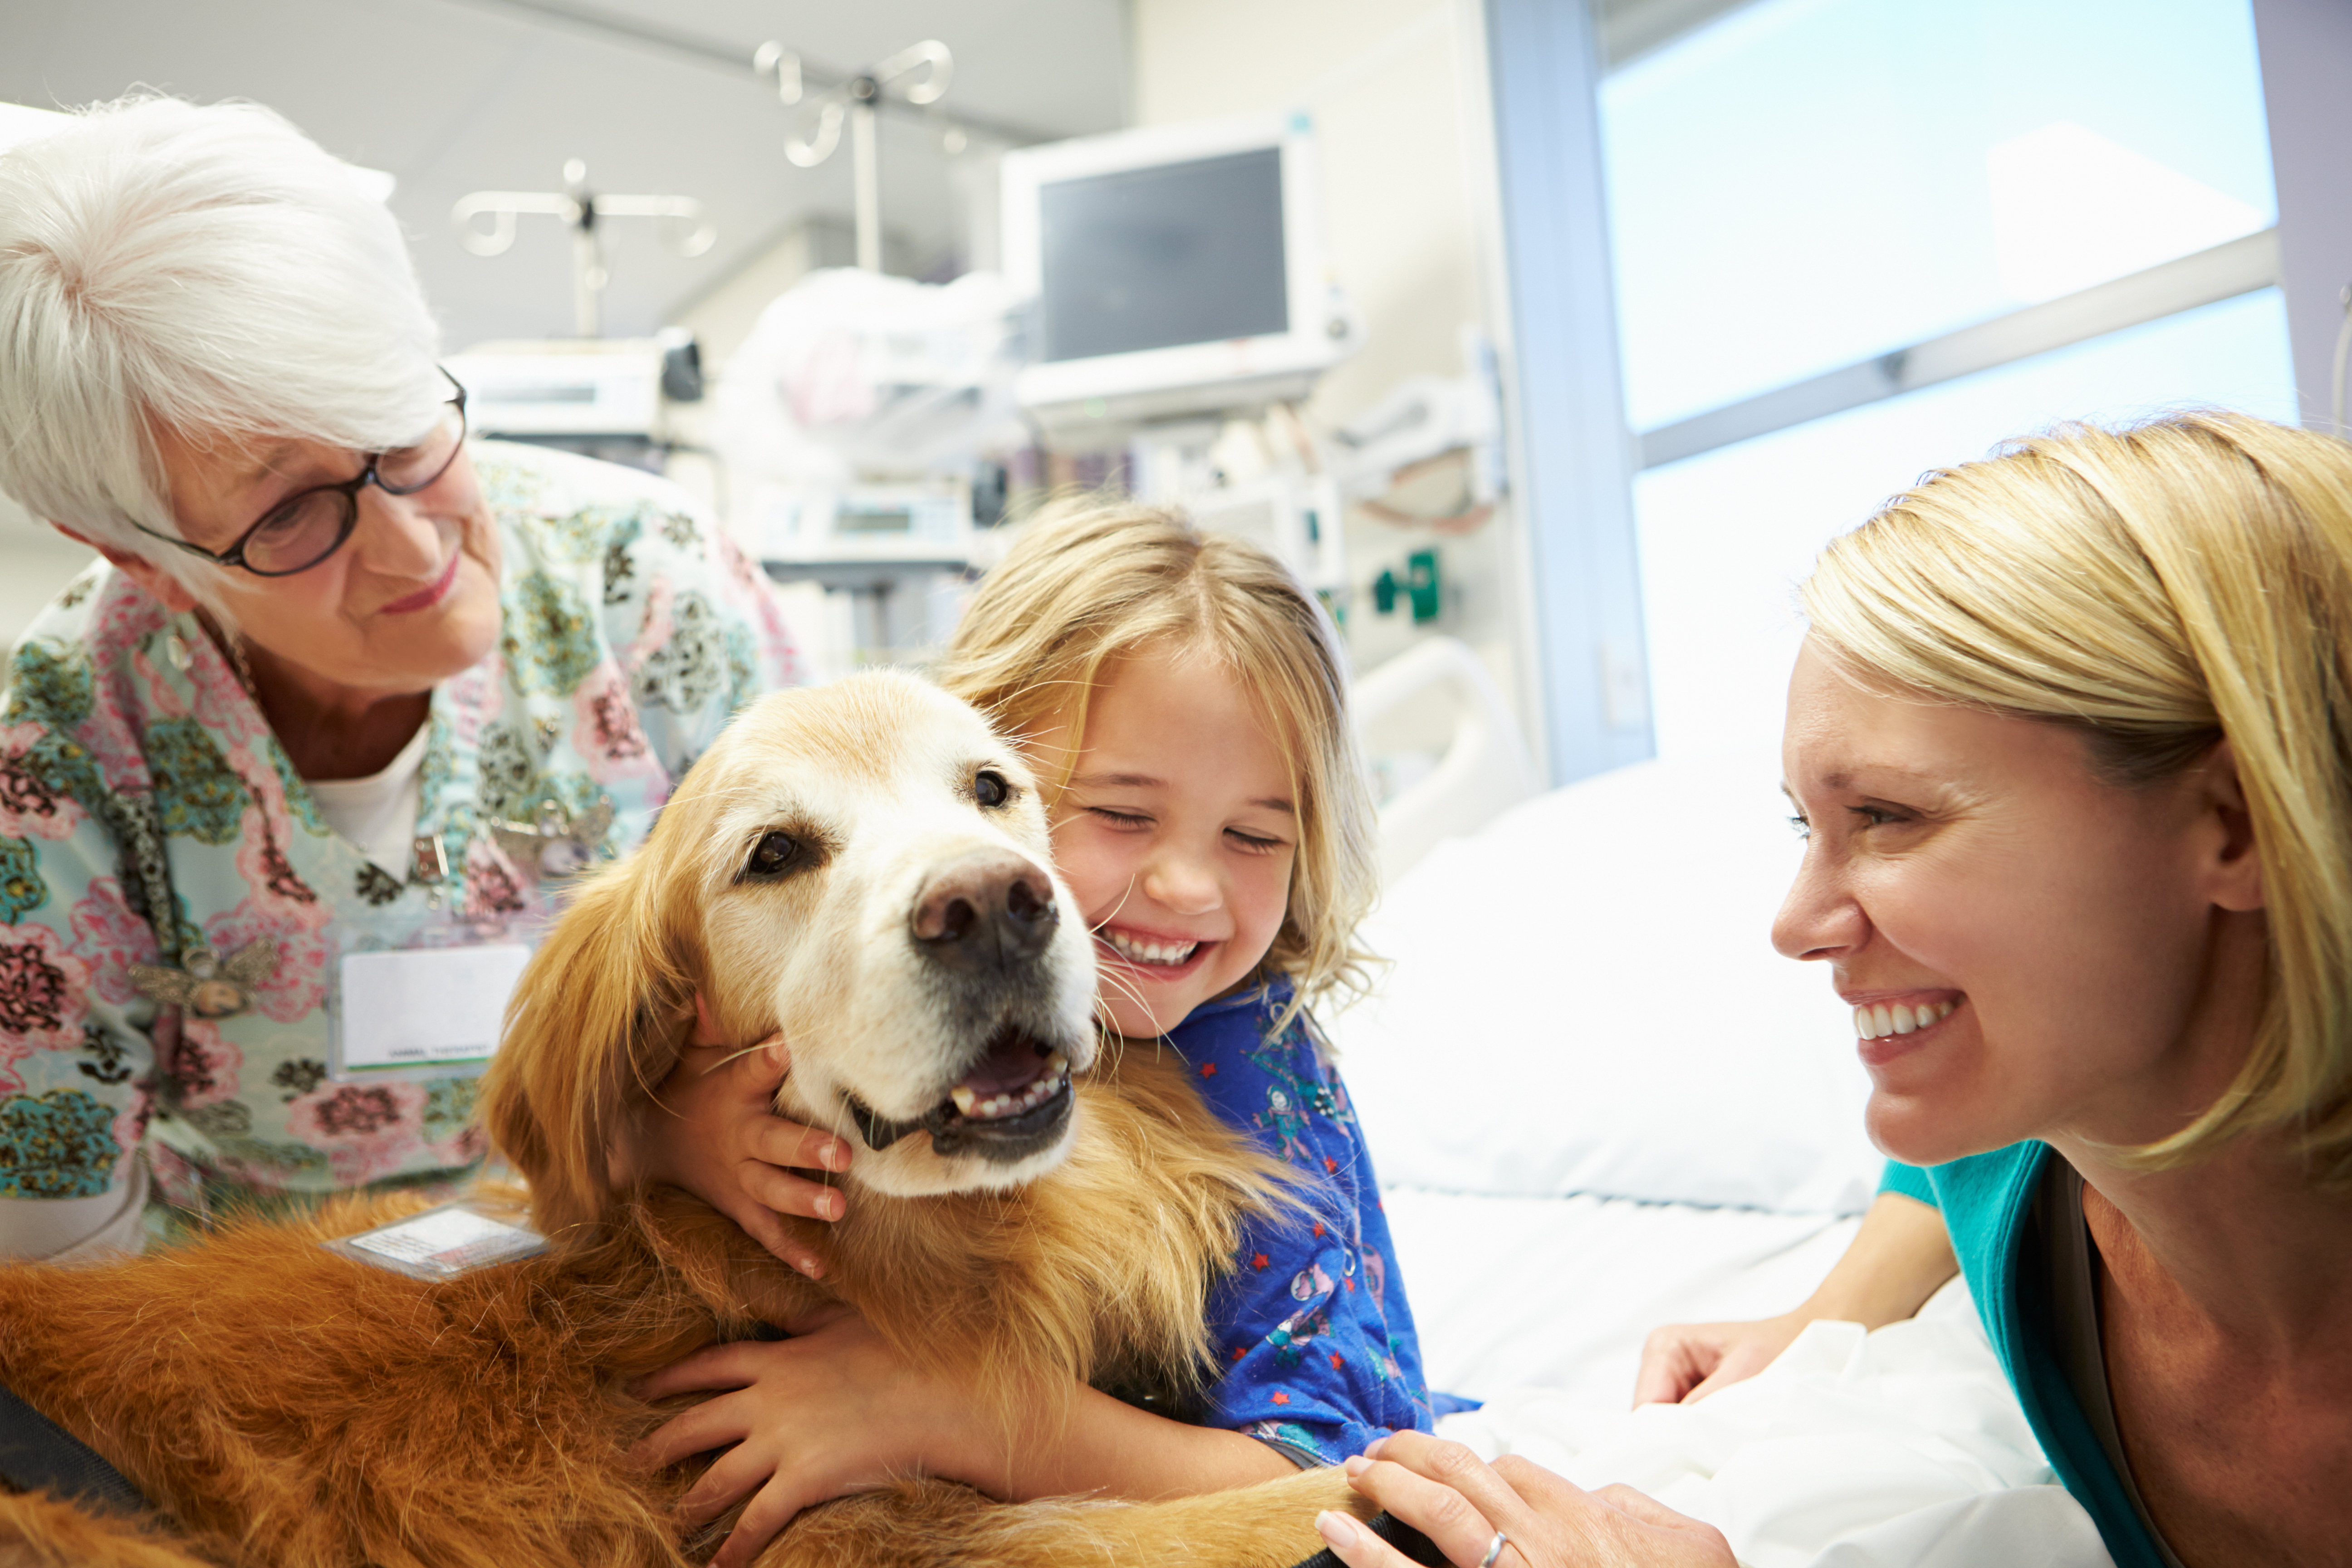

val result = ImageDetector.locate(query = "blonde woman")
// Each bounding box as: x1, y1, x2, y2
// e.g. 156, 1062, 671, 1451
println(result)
1320, 413, 2352, 1568
630, 503, 1433, 1568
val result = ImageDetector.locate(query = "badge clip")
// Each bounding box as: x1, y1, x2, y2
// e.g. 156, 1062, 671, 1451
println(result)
490, 796, 613, 880
412, 833, 451, 909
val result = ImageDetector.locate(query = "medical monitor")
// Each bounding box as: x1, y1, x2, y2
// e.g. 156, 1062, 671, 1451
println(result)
1002, 115, 1359, 440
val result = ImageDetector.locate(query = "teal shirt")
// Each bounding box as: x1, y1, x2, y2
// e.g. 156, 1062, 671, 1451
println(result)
1881, 1147, 2163, 1568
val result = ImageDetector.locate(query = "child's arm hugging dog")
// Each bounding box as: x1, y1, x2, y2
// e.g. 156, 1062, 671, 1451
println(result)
630, 501, 1435, 1568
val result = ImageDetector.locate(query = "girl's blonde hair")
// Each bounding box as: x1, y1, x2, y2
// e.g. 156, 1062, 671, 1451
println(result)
1803, 411, 2352, 1185
933, 497, 1378, 1026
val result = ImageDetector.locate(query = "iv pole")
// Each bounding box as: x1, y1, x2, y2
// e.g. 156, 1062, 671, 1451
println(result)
754, 39, 952, 273
452, 162, 715, 337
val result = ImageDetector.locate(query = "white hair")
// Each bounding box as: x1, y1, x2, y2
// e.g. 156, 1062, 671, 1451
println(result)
0, 95, 445, 583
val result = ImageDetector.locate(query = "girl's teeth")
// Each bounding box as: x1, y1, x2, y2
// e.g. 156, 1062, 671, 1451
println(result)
1103, 930, 1200, 967
1854, 999, 1956, 1040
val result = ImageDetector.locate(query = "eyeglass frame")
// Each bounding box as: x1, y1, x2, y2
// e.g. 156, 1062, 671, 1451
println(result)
130, 368, 470, 579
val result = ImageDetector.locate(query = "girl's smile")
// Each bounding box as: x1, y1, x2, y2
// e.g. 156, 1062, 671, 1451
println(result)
1096, 922, 1218, 976
1040, 640, 1298, 1039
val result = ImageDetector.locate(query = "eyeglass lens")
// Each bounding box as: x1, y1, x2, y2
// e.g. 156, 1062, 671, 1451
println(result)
241, 400, 466, 575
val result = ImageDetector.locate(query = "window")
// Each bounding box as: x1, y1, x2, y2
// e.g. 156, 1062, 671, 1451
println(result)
1596, 0, 2290, 764
1602, 0, 2277, 431
1636, 289, 2296, 762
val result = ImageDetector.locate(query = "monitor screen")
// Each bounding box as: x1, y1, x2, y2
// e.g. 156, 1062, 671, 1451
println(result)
1037, 147, 1290, 363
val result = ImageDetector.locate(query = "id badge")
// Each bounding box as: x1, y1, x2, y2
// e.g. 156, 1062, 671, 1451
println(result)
328, 939, 532, 1082
322, 1200, 547, 1280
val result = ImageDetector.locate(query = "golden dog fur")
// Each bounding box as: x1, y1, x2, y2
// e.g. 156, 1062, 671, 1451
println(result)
0, 673, 1372, 1567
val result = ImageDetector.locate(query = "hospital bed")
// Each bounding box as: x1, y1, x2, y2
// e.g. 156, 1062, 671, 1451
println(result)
1332, 642, 2115, 1567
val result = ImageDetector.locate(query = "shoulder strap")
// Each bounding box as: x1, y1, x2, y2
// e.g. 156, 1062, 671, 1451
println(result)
0, 1380, 152, 1515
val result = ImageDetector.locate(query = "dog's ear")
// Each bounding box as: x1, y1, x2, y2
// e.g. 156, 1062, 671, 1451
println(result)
478, 847, 695, 1239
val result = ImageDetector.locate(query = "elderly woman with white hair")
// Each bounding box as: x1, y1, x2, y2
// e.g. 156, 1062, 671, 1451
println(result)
0, 96, 833, 1261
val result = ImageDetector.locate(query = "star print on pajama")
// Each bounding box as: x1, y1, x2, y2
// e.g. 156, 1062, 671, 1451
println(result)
1167, 975, 1433, 1468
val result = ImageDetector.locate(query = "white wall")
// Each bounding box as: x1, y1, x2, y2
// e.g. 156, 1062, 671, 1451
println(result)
0, 103, 100, 670
1131, 0, 1543, 764
3, 1, 1128, 353
0, 494, 99, 683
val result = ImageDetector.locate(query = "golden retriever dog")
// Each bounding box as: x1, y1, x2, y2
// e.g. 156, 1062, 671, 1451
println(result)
0, 672, 1372, 1568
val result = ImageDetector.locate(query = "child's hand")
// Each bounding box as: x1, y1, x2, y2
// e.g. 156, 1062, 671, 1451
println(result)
628, 1308, 981, 1568
611, 998, 854, 1278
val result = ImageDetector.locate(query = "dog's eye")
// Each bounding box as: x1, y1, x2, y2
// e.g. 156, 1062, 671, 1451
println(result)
974, 769, 1014, 808
740, 831, 804, 881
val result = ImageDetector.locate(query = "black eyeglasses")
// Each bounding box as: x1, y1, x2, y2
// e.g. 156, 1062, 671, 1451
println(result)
136, 369, 470, 578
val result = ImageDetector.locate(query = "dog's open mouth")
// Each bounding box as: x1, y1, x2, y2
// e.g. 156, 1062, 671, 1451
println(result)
847, 1025, 1076, 1160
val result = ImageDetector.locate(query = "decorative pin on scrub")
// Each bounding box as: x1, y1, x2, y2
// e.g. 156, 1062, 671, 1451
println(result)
491, 796, 613, 880
129, 940, 277, 1019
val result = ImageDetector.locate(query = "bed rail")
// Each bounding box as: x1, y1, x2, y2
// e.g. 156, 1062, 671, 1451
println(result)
1351, 636, 1541, 885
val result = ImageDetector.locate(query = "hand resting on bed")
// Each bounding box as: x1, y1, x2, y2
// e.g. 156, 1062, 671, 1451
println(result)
1632, 1190, 1955, 1404
1311, 1432, 1735, 1568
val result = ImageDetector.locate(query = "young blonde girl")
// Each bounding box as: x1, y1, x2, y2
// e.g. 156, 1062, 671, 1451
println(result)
622, 500, 1433, 1567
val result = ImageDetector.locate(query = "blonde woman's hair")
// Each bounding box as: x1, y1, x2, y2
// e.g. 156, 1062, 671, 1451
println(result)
1803, 411, 2352, 1185
934, 497, 1378, 1030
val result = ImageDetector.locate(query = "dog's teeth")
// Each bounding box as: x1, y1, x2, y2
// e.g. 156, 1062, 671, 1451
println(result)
942, 1053, 1073, 1126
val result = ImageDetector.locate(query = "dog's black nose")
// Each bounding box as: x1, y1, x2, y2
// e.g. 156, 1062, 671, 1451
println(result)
912, 853, 1058, 972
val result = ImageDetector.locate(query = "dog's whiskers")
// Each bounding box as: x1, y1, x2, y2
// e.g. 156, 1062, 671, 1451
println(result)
1049, 867, 1143, 947
709, 1036, 781, 1071
817, 1098, 861, 1203
1094, 968, 1154, 1021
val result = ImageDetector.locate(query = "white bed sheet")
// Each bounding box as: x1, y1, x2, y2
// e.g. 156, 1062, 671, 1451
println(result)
1383, 1188, 2115, 1568
1383, 1186, 1862, 1410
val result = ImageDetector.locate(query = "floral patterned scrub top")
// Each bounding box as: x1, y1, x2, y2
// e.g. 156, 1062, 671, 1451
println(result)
1176, 975, 1433, 1467
0, 441, 798, 1246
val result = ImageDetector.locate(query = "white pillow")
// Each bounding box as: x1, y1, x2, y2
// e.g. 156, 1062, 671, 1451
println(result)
1328, 755, 1887, 1214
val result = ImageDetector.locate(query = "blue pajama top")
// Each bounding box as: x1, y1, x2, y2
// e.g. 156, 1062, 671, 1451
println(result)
1169, 975, 1434, 1467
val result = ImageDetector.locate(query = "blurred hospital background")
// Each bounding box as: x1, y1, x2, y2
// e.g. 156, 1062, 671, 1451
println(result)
0, 0, 2341, 877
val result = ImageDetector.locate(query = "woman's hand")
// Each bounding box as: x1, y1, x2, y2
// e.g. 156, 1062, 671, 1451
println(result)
610, 997, 855, 1278
1314, 1432, 1734, 1568
1633, 1192, 1958, 1406
629, 1308, 981, 1568
1633, 1313, 1808, 1405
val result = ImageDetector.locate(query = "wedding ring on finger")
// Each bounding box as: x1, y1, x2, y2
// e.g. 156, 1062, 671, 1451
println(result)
1476, 1530, 1509, 1568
